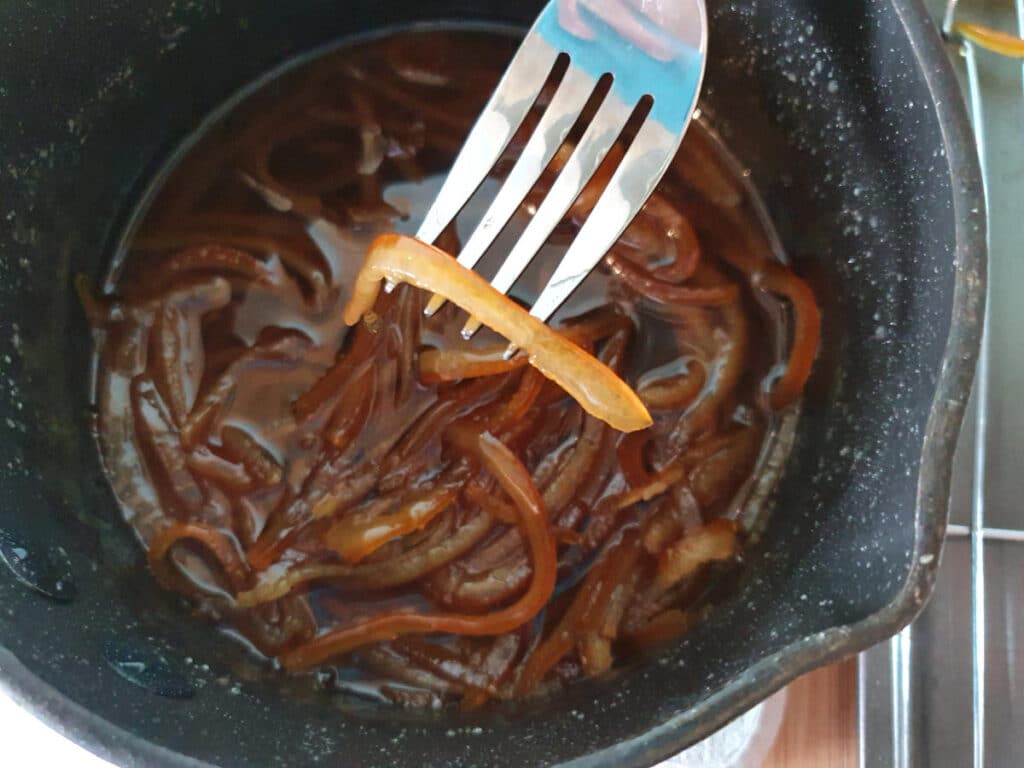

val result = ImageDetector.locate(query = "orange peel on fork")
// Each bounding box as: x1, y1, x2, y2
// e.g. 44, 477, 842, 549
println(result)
343, 234, 653, 433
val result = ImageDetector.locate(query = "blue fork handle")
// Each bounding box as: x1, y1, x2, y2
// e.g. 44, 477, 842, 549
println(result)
535, 0, 706, 129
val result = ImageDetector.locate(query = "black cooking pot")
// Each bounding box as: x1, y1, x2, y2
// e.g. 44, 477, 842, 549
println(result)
0, 1, 984, 766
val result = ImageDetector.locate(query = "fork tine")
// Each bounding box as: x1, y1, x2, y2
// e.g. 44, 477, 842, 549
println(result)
458, 94, 634, 338
528, 119, 683, 324
414, 35, 561, 247
423, 64, 599, 318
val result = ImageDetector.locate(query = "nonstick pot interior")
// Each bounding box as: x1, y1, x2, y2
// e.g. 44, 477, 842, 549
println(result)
0, 1, 983, 767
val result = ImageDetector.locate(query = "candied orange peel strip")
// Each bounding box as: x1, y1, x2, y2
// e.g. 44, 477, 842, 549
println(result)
344, 234, 653, 432
955, 23, 1024, 58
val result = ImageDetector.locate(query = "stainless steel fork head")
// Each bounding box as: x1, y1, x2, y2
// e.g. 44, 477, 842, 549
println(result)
415, 0, 708, 328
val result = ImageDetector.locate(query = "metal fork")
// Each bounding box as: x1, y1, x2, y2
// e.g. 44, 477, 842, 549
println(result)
407, 0, 708, 341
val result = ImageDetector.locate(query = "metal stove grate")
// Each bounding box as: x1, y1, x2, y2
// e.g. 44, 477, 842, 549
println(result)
859, 2, 1024, 766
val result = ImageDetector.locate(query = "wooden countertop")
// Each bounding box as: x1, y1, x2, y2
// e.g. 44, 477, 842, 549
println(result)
762, 658, 858, 767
